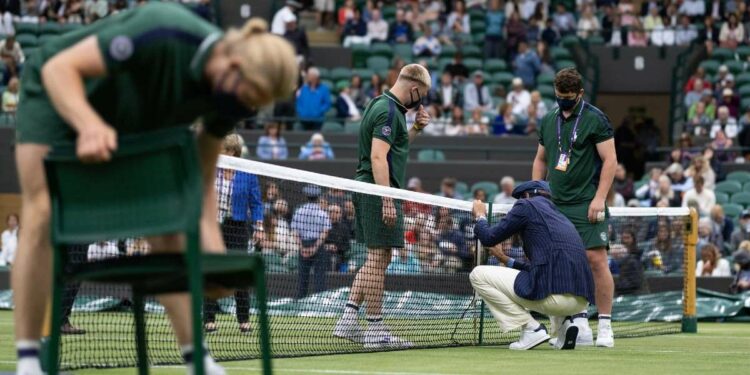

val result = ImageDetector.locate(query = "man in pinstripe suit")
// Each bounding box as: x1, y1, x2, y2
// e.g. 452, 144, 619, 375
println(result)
470, 180, 595, 350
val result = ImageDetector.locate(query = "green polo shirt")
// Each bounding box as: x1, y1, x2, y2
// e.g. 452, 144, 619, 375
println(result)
538, 100, 614, 205
16, 2, 233, 145
355, 90, 410, 189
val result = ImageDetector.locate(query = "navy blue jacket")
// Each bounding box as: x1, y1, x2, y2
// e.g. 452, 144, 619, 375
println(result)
474, 196, 595, 304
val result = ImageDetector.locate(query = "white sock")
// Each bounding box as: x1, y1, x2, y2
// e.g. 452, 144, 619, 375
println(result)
16, 340, 42, 375
598, 314, 612, 329
342, 302, 359, 320
366, 315, 385, 331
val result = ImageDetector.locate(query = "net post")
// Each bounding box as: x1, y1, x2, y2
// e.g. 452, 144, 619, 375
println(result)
478, 202, 492, 345
682, 207, 698, 333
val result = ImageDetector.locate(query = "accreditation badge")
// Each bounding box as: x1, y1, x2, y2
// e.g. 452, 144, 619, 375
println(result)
555, 153, 569, 172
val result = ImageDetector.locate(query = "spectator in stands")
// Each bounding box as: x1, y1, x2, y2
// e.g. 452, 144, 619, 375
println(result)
0, 1, 19, 35
0, 213, 18, 267
284, 15, 310, 63
680, 0, 707, 21
412, 23, 442, 57
299, 133, 335, 160
650, 14, 676, 47
627, 18, 649, 47
682, 176, 716, 216
432, 71, 463, 118
472, 189, 487, 203
688, 89, 716, 123
366, 8, 388, 43
444, 52, 469, 82
484, 0, 505, 58
437, 177, 463, 199
719, 88, 740, 118
348, 75, 367, 109
739, 104, 750, 128
685, 66, 710, 93
464, 70, 492, 117
335, 85, 362, 122
618, 0, 637, 25
731, 246, 750, 292
404, 177, 432, 216
605, 12, 625, 46
437, 216, 470, 265
491, 102, 521, 135
552, 3, 576, 35
698, 217, 724, 252
505, 11, 527, 57
292, 185, 331, 298
710, 205, 734, 244
296, 67, 331, 131
261, 211, 300, 266
711, 129, 735, 162
529, 90, 548, 118
388, 9, 414, 44
506, 77, 531, 117
341, 7, 367, 47
386, 57, 405, 88
687, 101, 714, 135
731, 210, 750, 251
541, 17, 561, 47
576, 4, 600, 39
715, 65, 734, 89
612, 230, 644, 295
697, 243, 732, 276
84, 0, 109, 24
386, 247, 422, 274
719, 12, 745, 49
0, 35, 23, 84
325, 204, 351, 272
710, 106, 739, 139
636, 167, 662, 204
525, 100, 539, 135
659, 222, 684, 274
446, 0, 471, 36
685, 156, 716, 190
365, 73, 384, 101
256, 122, 288, 160
675, 14, 699, 46
513, 41, 541, 88
651, 175, 681, 207
666, 163, 694, 195
337, 0, 355, 28
2, 76, 19, 113
684, 79, 705, 109
613, 164, 634, 201
314, 0, 335, 30
493, 176, 517, 205
607, 185, 626, 207
643, 3, 663, 32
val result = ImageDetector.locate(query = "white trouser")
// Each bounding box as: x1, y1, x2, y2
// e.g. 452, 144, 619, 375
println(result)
470, 266, 589, 334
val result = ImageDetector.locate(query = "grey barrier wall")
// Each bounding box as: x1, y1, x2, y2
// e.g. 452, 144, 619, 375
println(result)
591, 46, 689, 93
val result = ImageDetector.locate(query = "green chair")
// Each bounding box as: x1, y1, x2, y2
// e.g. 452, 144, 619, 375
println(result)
699, 59, 721, 75
470, 21, 486, 35
742, 97, 750, 112
352, 68, 374, 80
737, 45, 750, 60
484, 59, 508, 74
15, 33, 38, 48
43, 128, 271, 375
381, 6, 397, 21
723, 203, 744, 219
738, 84, 750, 98
550, 46, 572, 61
39, 22, 62, 35
471, 181, 499, 197
462, 44, 482, 59
417, 149, 446, 162
586, 35, 605, 45
439, 44, 458, 59
730, 192, 750, 207
330, 67, 353, 82
316, 67, 330, 81
727, 171, 750, 184
370, 43, 394, 60
724, 60, 744, 75
366, 56, 390, 71
38, 34, 58, 46
464, 58, 482, 72
711, 47, 735, 61
490, 72, 515, 87
393, 43, 413, 61
13, 22, 38, 35
743, 183, 750, 192
716, 180, 743, 195
344, 121, 361, 134
262, 253, 287, 273
561, 35, 579, 48
736, 72, 750, 87
537, 72, 555, 85
556, 60, 576, 70
455, 181, 469, 196
352, 43, 370, 68
537, 85, 556, 99
716, 191, 729, 205
322, 121, 344, 133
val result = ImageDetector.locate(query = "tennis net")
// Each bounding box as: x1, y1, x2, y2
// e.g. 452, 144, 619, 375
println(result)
52, 155, 695, 370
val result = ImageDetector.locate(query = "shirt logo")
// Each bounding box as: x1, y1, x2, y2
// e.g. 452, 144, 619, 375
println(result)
110, 36, 134, 62
600, 232, 607, 242
381, 126, 392, 136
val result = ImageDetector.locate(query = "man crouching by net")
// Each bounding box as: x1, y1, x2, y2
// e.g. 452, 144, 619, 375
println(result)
470, 181, 595, 350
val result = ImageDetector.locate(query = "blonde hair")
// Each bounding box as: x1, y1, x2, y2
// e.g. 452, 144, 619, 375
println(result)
223, 18, 299, 101
397, 64, 431, 89
223, 133, 244, 157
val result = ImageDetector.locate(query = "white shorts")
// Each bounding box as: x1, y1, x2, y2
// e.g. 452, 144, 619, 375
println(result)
315, 0, 335, 12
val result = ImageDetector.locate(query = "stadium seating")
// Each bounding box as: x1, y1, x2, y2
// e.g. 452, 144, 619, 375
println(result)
715, 181, 743, 195
722, 203, 744, 219
418, 149, 446, 162
727, 171, 750, 184
716, 192, 730, 205
322, 121, 345, 133
730, 192, 750, 208
471, 181, 499, 197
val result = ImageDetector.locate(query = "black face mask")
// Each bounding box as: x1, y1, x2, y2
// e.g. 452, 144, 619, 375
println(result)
213, 69, 253, 120
556, 94, 580, 111
405, 88, 423, 110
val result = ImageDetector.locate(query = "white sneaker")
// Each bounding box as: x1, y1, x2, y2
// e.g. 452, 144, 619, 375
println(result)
362, 326, 413, 349
509, 323, 550, 350
596, 323, 615, 348
574, 318, 594, 346
16, 357, 44, 375
553, 318, 579, 350
187, 356, 226, 375
333, 316, 363, 343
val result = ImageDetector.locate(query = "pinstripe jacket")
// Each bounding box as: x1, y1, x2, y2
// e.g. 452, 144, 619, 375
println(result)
474, 196, 595, 303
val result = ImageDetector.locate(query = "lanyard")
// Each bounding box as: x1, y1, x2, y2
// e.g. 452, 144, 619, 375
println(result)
556, 101, 586, 156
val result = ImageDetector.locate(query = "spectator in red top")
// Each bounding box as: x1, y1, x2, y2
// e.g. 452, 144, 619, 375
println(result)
337, 0, 355, 27
404, 177, 433, 216
684, 67, 711, 93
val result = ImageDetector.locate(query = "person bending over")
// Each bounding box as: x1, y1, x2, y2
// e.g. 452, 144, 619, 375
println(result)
470, 180, 595, 350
